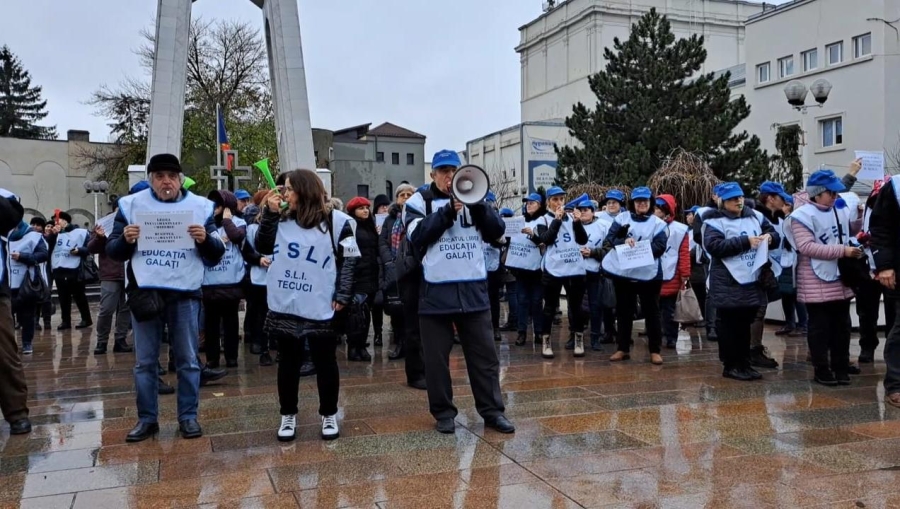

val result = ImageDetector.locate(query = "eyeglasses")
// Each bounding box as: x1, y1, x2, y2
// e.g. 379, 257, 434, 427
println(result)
398, 192, 413, 198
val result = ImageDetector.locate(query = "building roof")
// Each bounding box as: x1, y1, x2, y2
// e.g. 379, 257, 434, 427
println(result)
714, 63, 746, 88
367, 122, 426, 139
333, 123, 372, 139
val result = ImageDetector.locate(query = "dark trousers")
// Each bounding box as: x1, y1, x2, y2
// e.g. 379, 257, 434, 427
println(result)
56, 276, 90, 325
705, 287, 718, 337
659, 294, 679, 344
693, 282, 708, 324
400, 276, 425, 383
781, 293, 808, 329
504, 279, 518, 325
807, 299, 852, 373
276, 332, 339, 416
882, 299, 900, 394
613, 278, 663, 354
858, 279, 896, 351
716, 306, 757, 369
370, 293, 383, 338
245, 285, 271, 352
419, 311, 504, 420
0, 296, 29, 423
487, 271, 503, 330
35, 300, 52, 325
515, 271, 543, 335
749, 304, 767, 349
584, 273, 602, 339
11, 291, 35, 347
541, 274, 585, 336
204, 298, 240, 364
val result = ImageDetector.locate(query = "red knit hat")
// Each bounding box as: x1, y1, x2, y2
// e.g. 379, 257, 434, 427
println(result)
346, 196, 371, 212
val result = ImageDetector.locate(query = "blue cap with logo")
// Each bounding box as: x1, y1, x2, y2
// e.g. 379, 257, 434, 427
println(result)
129, 181, 150, 195
545, 186, 566, 197
234, 189, 252, 200
605, 189, 626, 204
686, 205, 700, 214
631, 187, 652, 200
577, 199, 595, 210
432, 150, 461, 169
523, 192, 542, 203
806, 169, 846, 193
500, 207, 514, 217
717, 182, 744, 201
713, 183, 725, 197
758, 181, 792, 203
485, 191, 497, 203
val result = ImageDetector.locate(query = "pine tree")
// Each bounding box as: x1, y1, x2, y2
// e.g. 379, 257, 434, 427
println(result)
556, 9, 770, 189
0, 45, 57, 140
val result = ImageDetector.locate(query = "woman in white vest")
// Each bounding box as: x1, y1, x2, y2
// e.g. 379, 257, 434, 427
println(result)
702, 182, 778, 381
784, 170, 863, 386
482, 192, 507, 342
254, 169, 359, 442
654, 194, 691, 350
7, 219, 49, 354
535, 186, 588, 359
48, 211, 93, 330
201, 190, 247, 369
597, 189, 627, 343
576, 199, 611, 351
602, 187, 668, 365
241, 198, 274, 367
506, 192, 547, 347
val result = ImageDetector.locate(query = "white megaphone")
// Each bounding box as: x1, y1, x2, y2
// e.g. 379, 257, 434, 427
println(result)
451, 165, 491, 205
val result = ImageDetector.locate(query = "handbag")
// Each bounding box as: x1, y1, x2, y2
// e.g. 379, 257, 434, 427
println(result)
78, 255, 99, 284
674, 285, 704, 324
600, 277, 616, 309
127, 287, 166, 322
833, 208, 870, 290
17, 267, 50, 306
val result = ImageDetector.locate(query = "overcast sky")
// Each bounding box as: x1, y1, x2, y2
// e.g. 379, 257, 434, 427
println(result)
1, 0, 787, 160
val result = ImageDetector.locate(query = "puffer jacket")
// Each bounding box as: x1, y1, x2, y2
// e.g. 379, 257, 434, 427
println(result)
871, 177, 900, 299
790, 191, 856, 304
378, 203, 402, 291
658, 194, 691, 297
702, 205, 778, 309
352, 217, 380, 295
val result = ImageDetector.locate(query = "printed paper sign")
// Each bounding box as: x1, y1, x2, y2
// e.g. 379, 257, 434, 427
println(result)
375, 213, 388, 230
855, 150, 885, 181
503, 216, 526, 237
96, 213, 116, 235
615, 240, 654, 269
135, 211, 195, 250
750, 239, 769, 274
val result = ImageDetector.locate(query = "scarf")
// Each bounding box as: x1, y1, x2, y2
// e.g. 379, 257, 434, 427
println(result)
390, 215, 404, 258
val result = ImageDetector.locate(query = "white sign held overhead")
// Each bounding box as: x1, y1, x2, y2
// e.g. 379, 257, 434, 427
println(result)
854, 150, 885, 181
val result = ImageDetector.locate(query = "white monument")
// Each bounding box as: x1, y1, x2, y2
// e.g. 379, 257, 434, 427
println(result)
144, 0, 316, 172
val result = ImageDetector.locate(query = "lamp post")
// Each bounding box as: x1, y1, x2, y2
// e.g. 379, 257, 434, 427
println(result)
83, 180, 109, 225
783, 78, 833, 179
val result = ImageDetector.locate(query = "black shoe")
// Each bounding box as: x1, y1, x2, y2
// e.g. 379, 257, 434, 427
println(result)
225, 359, 238, 368
723, 367, 754, 381
259, 352, 273, 366
388, 343, 406, 360
706, 333, 718, 342
249, 343, 262, 355
744, 367, 763, 380
515, 332, 526, 346
484, 415, 516, 434
565, 336, 575, 350
666, 340, 676, 349
835, 371, 851, 385
493, 330, 502, 342
9, 418, 32, 435
158, 378, 175, 395
358, 348, 372, 361
75, 320, 93, 329
846, 364, 861, 375
408, 378, 427, 390
113, 341, 133, 353
57, 322, 71, 331
94, 342, 108, 355
126, 422, 159, 442
814, 368, 838, 386
749, 346, 779, 369
374, 333, 383, 347
347, 347, 362, 362
299, 361, 316, 377
435, 418, 456, 434
859, 349, 875, 364
601, 332, 616, 344
157, 363, 167, 376
178, 419, 203, 439
200, 365, 227, 386
499, 322, 516, 332
34, 322, 42, 331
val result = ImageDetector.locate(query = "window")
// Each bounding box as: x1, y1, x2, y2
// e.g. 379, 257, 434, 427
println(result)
376, 151, 384, 163
757, 62, 770, 84
826, 42, 843, 65
778, 56, 794, 78
821, 117, 843, 148
357, 185, 369, 198
854, 33, 872, 58
386, 180, 393, 199
406, 153, 414, 165
802, 48, 818, 72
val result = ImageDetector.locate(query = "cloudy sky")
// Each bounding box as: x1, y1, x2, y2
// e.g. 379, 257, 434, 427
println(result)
1, 0, 786, 159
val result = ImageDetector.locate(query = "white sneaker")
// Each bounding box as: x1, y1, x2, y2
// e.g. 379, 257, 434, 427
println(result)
277, 414, 296, 442
573, 332, 585, 357
541, 335, 554, 359
321, 414, 339, 440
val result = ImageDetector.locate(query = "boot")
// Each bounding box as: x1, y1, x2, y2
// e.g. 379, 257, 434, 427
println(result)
515, 332, 526, 346
573, 332, 585, 358
590, 335, 602, 351
749, 345, 779, 369
113, 338, 133, 353
94, 341, 108, 355
541, 335, 554, 359
299, 360, 316, 377
388, 341, 406, 360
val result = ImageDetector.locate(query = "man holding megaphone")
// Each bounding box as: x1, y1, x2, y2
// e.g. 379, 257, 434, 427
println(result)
402, 150, 515, 435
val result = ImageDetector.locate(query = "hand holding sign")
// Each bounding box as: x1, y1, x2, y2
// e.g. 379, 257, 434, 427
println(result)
615, 240, 654, 269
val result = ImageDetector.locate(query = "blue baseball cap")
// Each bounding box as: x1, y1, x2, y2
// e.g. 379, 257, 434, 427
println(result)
686, 205, 700, 214
605, 189, 626, 204
234, 189, 251, 200
523, 192, 542, 203
417, 183, 430, 192
500, 207, 514, 217
718, 182, 744, 201
546, 186, 566, 197
432, 150, 461, 169
759, 181, 792, 203
807, 169, 846, 193
655, 198, 667, 207
577, 199, 595, 210
485, 191, 497, 203
129, 181, 150, 195
631, 187, 652, 200
713, 184, 725, 197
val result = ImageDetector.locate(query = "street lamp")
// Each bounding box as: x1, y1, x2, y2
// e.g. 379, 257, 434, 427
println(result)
83, 180, 109, 225
783, 78, 833, 178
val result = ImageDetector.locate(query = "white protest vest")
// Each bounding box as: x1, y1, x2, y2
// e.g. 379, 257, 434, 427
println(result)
51, 228, 89, 270
597, 210, 620, 224
505, 216, 546, 271
542, 216, 587, 278
203, 216, 247, 286
422, 210, 487, 284
784, 203, 848, 283
703, 213, 763, 285
0, 188, 19, 285
661, 221, 688, 281
245, 223, 268, 286
267, 214, 354, 321
581, 218, 611, 273
8, 232, 47, 290
118, 189, 215, 291
483, 242, 501, 272
601, 214, 665, 281
863, 206, 875, 274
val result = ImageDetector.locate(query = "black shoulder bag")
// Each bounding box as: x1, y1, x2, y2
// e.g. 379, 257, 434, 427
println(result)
833, 207, 870, 290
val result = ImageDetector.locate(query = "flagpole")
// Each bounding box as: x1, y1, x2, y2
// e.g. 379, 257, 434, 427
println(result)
216, 103, 222, 169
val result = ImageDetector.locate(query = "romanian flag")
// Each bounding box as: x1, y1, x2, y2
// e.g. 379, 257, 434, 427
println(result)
216, 104, 230, 153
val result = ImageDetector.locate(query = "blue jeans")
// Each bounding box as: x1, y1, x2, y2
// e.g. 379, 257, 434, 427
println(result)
516, 273, 543, 335
133, 297, 201, 424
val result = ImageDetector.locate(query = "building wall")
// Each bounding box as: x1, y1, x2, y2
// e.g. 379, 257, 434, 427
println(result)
330, 137, 425, 204
518, 0, 763, 123
739, 0, 900, 177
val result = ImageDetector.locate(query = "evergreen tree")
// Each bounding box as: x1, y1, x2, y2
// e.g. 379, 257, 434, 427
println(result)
0, 45, 56, 139
556, 9, 770, 189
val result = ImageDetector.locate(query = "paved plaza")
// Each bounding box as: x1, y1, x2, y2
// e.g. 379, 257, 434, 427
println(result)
3, 307, 900, 508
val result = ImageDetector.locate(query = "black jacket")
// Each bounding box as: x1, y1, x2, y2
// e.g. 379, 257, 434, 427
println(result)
870, 179, 900, 298
353, 217, 380, 295
406, 183, 505, 315
0, 195, 25, 297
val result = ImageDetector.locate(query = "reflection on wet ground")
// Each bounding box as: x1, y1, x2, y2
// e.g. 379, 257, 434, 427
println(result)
2, 309, 900, 508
